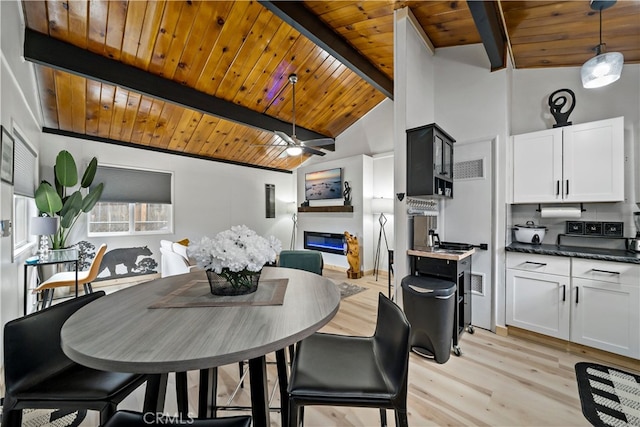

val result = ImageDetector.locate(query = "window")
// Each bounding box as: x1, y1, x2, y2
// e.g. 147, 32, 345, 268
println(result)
88, 165, 173, 236
12, 126, 38, 256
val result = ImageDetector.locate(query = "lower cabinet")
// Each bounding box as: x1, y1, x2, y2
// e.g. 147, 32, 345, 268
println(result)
506, 253, 640, 358
506, 253, 570, 340
570, 259, 640, 358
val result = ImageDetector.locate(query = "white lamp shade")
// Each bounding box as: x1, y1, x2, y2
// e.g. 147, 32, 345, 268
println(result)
371, 197, 393, 214
30, 216, 58, 236
286, 146, 303, 156
581, 52, 623, 88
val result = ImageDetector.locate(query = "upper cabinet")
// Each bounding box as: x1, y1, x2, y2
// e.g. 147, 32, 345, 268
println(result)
407, 124, 455, 199
512, 117, 624, 203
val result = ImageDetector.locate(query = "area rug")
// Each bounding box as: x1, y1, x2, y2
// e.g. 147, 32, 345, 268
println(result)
337, 281, 367, 299
0, 407, 86, 427
575, 362, 640, 427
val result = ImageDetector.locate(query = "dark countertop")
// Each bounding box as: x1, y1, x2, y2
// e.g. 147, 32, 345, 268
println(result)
506, 242, 640, 264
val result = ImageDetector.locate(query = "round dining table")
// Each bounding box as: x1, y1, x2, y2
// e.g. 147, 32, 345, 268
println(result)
61, 267, 341, 427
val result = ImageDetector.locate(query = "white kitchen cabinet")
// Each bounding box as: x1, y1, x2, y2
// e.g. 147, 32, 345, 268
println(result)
506, 253, 570, 339
512, 117, 624, 203
571, 260, 640, 358
506, 253, 640, 358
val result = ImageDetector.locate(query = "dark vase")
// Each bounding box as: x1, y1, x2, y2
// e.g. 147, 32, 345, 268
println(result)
206, 269, 260, 296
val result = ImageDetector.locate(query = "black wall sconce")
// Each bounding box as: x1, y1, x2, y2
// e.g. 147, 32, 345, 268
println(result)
396, 192, 405, 201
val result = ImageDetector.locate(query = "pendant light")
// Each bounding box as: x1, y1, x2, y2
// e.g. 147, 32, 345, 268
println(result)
581, 0, 623, 89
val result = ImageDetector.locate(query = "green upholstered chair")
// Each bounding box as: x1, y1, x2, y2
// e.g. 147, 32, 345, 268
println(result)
278, 250, 323, 275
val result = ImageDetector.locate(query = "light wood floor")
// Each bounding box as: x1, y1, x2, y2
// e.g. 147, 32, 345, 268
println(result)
77, 269, 637, 426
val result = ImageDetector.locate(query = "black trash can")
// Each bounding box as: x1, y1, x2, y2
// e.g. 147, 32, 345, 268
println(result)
401, 275, 456, 364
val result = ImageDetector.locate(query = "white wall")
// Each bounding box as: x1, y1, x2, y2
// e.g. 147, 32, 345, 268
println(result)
372, 153, 394, 275
295, 154, 372, 271
394, 8, 436, 302
39, 133, 296, 271
433, 44, 510, 331
1, 0, 45, 353
304, 99, 394, 166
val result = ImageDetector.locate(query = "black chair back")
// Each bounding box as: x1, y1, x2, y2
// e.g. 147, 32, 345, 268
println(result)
4, 291, 105, 396
373, 293, 411, 398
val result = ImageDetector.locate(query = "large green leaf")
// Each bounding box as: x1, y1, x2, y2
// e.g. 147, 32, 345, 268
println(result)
55, 150, 78, 187
60, 205, 79, 228
60, 191, 82, 218
81, 183, 104, 212
54, 164, 64, 198
35, 182, 63, 215
80, 157, 98, 188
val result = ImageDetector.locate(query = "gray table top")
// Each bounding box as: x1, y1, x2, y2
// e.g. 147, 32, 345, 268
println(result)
61, 267, 341, 373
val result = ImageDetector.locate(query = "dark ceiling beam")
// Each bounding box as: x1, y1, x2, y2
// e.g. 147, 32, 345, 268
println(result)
23, 28, 331, 144
467, 1, 507, 70
42, 128, 292, 174
259, 1, 394, 99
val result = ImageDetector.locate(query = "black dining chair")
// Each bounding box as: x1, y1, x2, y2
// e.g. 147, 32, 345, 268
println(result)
287, 292, 411, 427
102, 410, 251, 427
2, 291, 151, 427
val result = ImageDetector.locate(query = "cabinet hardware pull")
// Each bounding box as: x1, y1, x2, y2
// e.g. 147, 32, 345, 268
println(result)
556, 180, 560, 196
575, 286, 579, 304
562, 285, 566, 302
524, 261, 547, 267
591, 269, 620, 275
566, 179, 569, 195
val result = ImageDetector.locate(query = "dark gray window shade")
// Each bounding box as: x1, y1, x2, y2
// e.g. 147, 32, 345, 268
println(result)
13, 131, 37, 197
92, 166, 172, 204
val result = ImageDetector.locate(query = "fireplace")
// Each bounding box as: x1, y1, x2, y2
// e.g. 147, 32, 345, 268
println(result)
304, 231, 346, 255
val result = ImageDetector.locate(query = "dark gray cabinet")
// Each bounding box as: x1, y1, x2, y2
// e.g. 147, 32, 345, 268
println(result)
406, 123, 455, 198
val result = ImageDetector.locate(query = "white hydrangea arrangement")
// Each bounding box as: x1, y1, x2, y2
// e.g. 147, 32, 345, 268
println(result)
188, 225, 281, 289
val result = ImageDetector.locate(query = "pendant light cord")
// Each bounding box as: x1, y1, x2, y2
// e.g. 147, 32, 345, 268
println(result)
599, 8, 603, 47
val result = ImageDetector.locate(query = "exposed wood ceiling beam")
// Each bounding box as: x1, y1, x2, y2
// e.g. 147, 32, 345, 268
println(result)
467, 1, 506, 70
42, 127, 292, 174
23, 28, 331, 143
259, 1, 394, 100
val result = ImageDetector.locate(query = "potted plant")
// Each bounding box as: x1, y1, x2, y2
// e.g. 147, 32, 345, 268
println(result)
188, 225, 281, 295
34, 150, 104, 249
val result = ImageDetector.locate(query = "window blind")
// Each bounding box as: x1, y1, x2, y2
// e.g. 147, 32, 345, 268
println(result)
91, 166, 172, 204
13, 131, 37, 197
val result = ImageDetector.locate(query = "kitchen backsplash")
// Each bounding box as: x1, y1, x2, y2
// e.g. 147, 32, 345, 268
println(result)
510, 202, 637, 247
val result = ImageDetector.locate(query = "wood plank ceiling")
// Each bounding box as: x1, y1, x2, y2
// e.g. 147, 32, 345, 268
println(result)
21, 1, 640, 172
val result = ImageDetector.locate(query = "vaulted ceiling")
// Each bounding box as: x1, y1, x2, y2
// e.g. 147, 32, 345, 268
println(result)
21, 1, 640, 172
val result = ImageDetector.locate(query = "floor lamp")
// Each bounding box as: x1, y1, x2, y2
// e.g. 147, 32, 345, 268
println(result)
289, 202, 298, 250
372, 197, 393, 281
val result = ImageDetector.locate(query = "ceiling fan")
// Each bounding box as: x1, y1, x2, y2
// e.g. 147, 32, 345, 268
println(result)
267, 73, 335, 157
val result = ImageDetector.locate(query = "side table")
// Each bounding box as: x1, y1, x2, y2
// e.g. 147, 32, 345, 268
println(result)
23, 248, 79, 315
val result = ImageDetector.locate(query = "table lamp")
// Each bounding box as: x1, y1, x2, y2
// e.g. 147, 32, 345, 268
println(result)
372, 197, 394, 281
30, 216, 58, 258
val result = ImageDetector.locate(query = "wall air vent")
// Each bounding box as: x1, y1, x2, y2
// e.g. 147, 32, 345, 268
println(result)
454, 159, 484, 180
471, 272, 484, 295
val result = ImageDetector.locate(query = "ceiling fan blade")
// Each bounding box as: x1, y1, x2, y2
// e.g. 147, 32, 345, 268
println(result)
275, 130, 295, 145
301, 138, 335, 147
301, 146, 326, 156
251, 143, 285, 147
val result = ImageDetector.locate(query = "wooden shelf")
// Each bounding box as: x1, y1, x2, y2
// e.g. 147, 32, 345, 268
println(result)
298, 205, 354, 213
